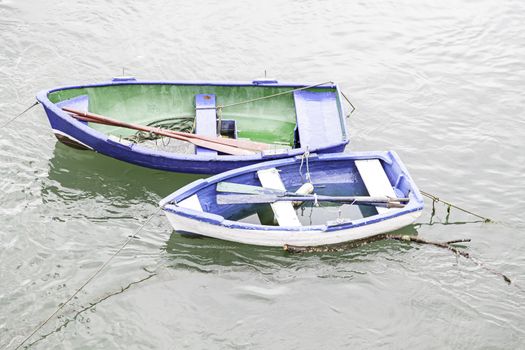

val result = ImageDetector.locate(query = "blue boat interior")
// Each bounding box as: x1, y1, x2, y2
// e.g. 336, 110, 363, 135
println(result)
293, 90, 345, 149
175, 155, 416, 227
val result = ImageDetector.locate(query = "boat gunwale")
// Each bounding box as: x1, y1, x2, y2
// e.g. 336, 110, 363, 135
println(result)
160, 151, 425, 233
35, 79, 350, 163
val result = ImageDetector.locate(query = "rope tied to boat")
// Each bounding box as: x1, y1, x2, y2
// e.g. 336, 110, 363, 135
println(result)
0, 100, 39, 129
13, 208, 161, 350
421, 190, 493, 223
214, 81, 335, 111
299, 146, 312, 184
340, 91, 356, 117
313, 193, 319, 207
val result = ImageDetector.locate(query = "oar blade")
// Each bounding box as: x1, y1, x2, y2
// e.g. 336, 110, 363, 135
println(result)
216, 182, 285, 196
217, 193, 407, 207
216, 194, 278, 205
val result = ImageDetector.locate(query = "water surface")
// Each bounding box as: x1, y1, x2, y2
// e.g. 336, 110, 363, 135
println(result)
1, 0, 524, 349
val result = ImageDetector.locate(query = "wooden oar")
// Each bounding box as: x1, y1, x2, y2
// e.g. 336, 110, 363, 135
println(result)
62, 107, 257, 156
216, 182, 409, 203
217, 182, 296, 196
216, 194, 406, 208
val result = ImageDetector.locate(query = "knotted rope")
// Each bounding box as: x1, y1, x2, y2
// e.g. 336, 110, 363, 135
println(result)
299, 146, 312, 184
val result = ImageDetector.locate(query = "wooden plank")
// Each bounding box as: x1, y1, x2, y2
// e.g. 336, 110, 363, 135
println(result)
355, 159, 396, 213
195, 94, 217, 155
257, 168, 301, 226
178, 194, 203, 212
293, 90, 342, 149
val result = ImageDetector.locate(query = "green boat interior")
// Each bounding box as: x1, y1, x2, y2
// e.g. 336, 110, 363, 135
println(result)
49, 83, 347, 149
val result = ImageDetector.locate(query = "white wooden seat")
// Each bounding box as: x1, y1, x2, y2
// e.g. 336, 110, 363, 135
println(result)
195, 94, 217, 155
355, 159, 396, 214
178, 194, 203, 212
293, 90, 342, 149
257, 168, 301, 226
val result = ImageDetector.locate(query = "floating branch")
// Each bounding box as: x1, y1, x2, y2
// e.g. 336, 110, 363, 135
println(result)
284, 234, 518, 287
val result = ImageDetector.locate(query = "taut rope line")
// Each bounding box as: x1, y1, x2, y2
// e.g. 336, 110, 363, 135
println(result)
196, 81, 335, 111
421, 190, 492, 223
1, 101, 39, 129
13, 208, 161, 350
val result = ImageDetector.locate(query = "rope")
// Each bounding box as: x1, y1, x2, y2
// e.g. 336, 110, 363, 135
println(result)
340, 91, 356, 117
195, 81, 334, 112
1, 101, 39, 129
128, 81, 336, 141
13, 208, 161, 350
299, 146, 312, 183
126, 117, 193, 143
421, 190, 493, 223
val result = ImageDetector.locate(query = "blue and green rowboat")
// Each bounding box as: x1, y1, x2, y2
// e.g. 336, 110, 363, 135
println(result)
37, 78, 350, 174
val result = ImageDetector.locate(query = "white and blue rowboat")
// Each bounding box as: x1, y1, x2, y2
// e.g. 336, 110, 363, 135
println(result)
160, 151, 424, 247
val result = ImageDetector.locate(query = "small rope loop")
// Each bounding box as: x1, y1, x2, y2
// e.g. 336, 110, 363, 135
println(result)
299, 146, 312, 184
313, 193, 319, 207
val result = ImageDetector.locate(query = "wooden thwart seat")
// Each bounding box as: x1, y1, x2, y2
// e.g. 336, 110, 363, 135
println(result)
195, 94, 217, 155
257, 168, 301, 226
178, 194, 204, 212
355, 159, 397, 214
293, 90, 342, 149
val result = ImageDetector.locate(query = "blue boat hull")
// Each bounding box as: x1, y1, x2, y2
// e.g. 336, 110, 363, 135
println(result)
36, 79, 349, 174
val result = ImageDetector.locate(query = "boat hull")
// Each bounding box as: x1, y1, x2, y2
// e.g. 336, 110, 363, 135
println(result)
36, 79, 349, 174
160, 151, 425, 246
164, 208, 422, 247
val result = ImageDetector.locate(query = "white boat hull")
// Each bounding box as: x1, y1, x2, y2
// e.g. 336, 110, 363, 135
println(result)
164, 209, 423, 247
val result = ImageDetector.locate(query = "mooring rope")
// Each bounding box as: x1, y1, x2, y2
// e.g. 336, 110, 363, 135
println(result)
1, 101, 39, 129
421, 190, 492, 223
193, 81, 334, 112
13, 208, 161, 350
340, 91, 356, 117
299, 146, 312, 184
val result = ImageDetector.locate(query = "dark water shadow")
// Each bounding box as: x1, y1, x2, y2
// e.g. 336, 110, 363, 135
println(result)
42, 143, 204, 204
162, 224, 421, 273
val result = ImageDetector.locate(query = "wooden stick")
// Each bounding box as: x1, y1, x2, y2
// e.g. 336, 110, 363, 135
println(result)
216, 193, 406, 207
283, 235, 470, 254
216, 182, 409, 202
283, 235, 518, 287
63, 107, 256, 156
